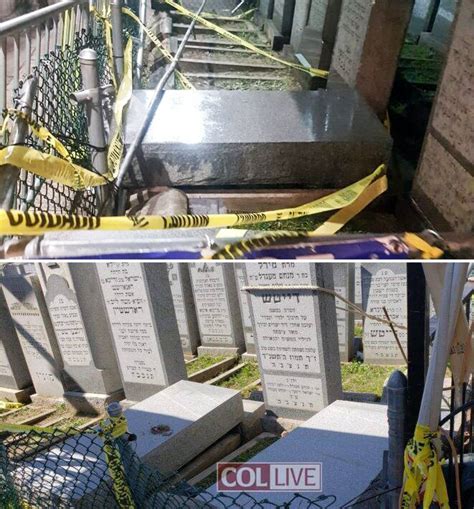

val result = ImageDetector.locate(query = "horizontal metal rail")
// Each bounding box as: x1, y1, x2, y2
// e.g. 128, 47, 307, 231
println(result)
0, 0, 107, 112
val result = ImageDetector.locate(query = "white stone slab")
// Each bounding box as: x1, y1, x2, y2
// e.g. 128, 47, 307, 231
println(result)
209, 400, 388, 505
13, 381, 244, 504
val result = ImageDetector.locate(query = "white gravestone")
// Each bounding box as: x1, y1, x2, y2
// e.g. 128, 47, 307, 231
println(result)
245, 262, 342, 419
0, 283, 33, 402
37, 264, 124, 409
234, 263, 256, 360
97, 262, 187, 402
167, 263, 201, 358
362, 264, 407, 365
189, 263, 245, 357
333, 264, 355, 362
2, 274, 65, 398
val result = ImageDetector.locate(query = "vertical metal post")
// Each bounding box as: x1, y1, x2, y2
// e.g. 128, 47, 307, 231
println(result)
386, 370, 407, 509
110, 0, 124, 82
0, 78, 38, 211
406, 263, 429, 442
0, 38, 7, 113
135, 0, 147, 85
76, 48, 109, 211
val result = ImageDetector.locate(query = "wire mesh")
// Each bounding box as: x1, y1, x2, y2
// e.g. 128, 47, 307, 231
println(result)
9, 3, 140, 217
0, 425, 337, 509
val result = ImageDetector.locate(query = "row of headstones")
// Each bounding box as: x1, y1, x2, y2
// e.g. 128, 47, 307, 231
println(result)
0, 262, 408, 417
262, 0, 473, 233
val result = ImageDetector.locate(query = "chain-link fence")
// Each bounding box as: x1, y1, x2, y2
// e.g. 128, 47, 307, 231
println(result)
4, 2, 140, 217
0, 424, 337, 509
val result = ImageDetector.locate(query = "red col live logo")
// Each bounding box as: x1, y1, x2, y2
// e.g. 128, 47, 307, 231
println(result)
217, 463, 323, 492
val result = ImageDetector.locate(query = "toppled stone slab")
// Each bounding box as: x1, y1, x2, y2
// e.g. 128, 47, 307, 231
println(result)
209, 400, 388, 504
124, 90, 392, 189
12, 381, 243, 504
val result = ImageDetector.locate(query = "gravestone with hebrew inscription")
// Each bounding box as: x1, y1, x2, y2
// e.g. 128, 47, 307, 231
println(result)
97, 262, 187, 402
189, 263, 245, 357
0, 282, 33, 403
167, 263, 200, 358
245, 262, 342, 419
362, 264, 407, 365
37, 263, 124, 411
330, 0, 414, 118
333, 264, 355, 362
2, 273, 66, 399
412, 0, 473, 233
234, 264, 256, 361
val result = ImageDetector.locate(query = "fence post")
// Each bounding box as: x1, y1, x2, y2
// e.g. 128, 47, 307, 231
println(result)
72, 48, 110, 212
386, 370, 407, 509
135, 0, 147, 85
0, 77, 38, 211
110, 0, 124, 82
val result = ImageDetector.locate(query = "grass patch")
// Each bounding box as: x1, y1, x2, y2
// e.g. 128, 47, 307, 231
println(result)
341, 361, 402, 398
186, 355, 229, 376
216, 362, 260, 391
195, 437, 279, 490
354, 324, 364, 337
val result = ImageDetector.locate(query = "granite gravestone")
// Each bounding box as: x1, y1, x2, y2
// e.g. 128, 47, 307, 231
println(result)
419, 0, 457, 52
362, 264, 407, 365
2, 274, 65, 398
189, 263, 245, 357
412, 0, 473, 233
292, 0, 343, 77
37, 264, 123, 410
408, 0, 438, 38
273, 0, 296, 39
97, 263, 187, 402
333, 264, 355, 362
234, 264, 256, 361
167, 263, 201, 358
245, 263, 342, 419
0, 283, 33, 402
330, 0, 414, 118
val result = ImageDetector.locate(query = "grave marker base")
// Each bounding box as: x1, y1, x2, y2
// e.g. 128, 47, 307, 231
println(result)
197, 346, 243, 357
0, 385, 34, 404
63, 389, 125, 415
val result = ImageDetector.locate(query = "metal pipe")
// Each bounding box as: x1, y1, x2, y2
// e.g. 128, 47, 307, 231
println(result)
0, 1, 89, 39
0, 78, 38, 211
74, 48, 109, 211
115, 0, 208, 198
110, 0, 124, 82
0, 38, 7, 112
135, 0, 147, 84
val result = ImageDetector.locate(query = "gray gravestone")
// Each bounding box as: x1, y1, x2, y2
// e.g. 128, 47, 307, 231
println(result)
37, 264, 124, 411
330, 0, 414, 118
273, 0, 296, 39
290, 0, 312, 50
2, 274, 65, 398
0, 284, 33, 402
96, 262, 187, 402
408, 0, 438, 37
245, 263, 342, 419
362, 264, 407, 365
234, 264, 256, 361
189, 263, 245, 357
259, 0, 274, 19
419, 0, 457, 52
412, 0, 473, 233
333, 264, 355, 362
167, 263, 201, 358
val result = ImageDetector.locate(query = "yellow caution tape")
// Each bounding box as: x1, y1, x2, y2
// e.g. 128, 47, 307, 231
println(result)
164, 0, 329, 79
121, 7, 194, 90
403, 233, 444, 260
312, 177, 388, 235
108, 37, 134, 179
0, 165, 386, 235
0, 145, 108, 190
401, 424, 449, 509
91, 5, 118, 90
0, 401, 23, 411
